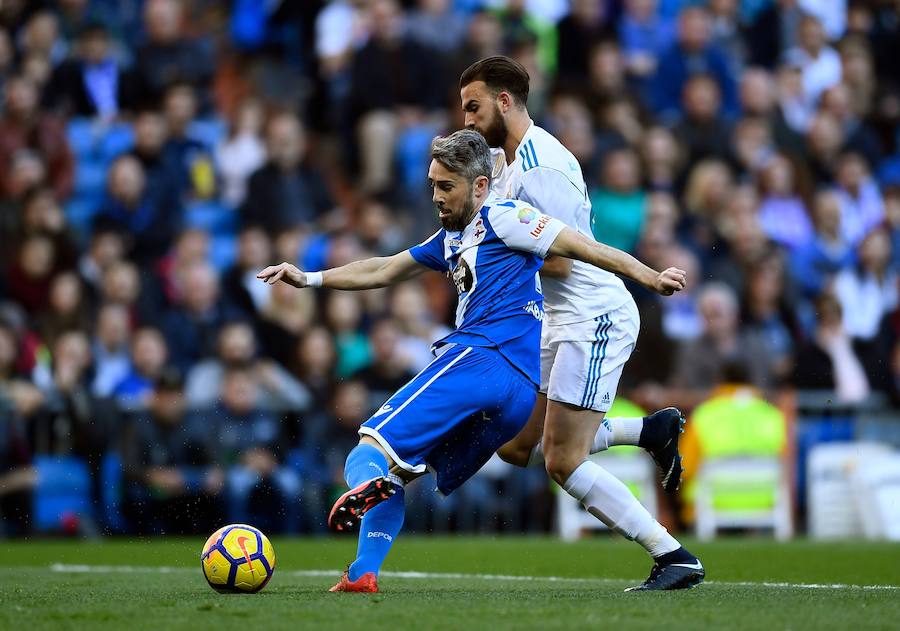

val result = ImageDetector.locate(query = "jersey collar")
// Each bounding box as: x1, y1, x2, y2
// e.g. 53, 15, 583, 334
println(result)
509, 120, 536, 169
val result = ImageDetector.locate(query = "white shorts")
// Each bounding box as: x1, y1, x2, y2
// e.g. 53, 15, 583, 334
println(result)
539, 298, 639, 413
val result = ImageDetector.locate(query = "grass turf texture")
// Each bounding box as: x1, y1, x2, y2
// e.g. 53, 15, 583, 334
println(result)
1, 537, 898, 630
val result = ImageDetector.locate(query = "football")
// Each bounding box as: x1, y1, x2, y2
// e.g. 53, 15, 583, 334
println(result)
200, 524, 276, 593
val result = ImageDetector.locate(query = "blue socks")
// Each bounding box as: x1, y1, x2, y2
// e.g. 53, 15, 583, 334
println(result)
344, 444, 388, 488
348, 486, 405, 580
342, 444, 406, 581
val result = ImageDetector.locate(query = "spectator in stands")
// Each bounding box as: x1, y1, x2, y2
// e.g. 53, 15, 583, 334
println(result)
618, 0, 676, 99
673, 74, 733, 165
652, 5, 737, 119
744, 0, 804, 70
221, 225, 273, 317
658, 247, 703, 341
93, 155, 181, 264
99, 260, 140, 315
6, 234, 58, 316
37, 271, 92, 349
345, 0, 443, 194
756, 153, 814, 250
0, 74, 74, 199
325, 291, 371, 378
122, 367, 223, 534
832, 152, 886, 248
679, 361, 788, 526
18, 187, 78, 269
0, 322, 40, 535
590, 147, 646, 253
242, 112, 333, 234
742, 257, 799, 383
639, 126, 683, 192
738, 67, 803, 154
113, 326, 169, 410
185, 321, 310, 412
321, 379, 371, 484
820, 83, 882, 169
216, 365, 300, 533
352, 318, 416, 412
215, 98, 266, 210
161, 82, 216, 202
406, 0, 468, 55
792, 291, 870, 403
555, 0, 612, 83
671, 282, 776, 402
389, 282, 450, 371
128, 108, 181, 205
783, 13, 842, 112
579, 40, 628, 128
43, 21, 135, 120
790, 190, 855, 299
834, 227, 898, 342
804, 111, 845, 185
161, 261, 236, 372
292, 326, 337, 409
91, 302, 132, 397
32, 331, 112, 484
133, 0, 214, 109
730, 116, 776, 176
257, 280, 317, 370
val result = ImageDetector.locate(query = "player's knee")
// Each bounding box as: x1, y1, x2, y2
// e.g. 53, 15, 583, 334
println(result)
544, 450, 579, 486
496, 441, 531, 467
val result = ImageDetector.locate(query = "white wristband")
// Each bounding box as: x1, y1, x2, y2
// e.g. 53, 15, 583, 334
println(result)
305, 271, 323, 288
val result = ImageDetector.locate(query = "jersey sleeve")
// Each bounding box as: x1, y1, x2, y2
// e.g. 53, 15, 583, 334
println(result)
489, 202, 567, 259
408, 229, 448, 272
518, 167, 587, 230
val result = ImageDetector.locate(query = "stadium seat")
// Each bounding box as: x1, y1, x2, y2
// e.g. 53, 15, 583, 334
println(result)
209, 234, 238, 271
555, 450, 659, 541
185, 200, 238, 235
694, 456, 793, 541
99, 452, 128, 534
807, 442, 893, 539
188, 118, 227, 150
32, 455, 94, 533
853, 452, 900, 541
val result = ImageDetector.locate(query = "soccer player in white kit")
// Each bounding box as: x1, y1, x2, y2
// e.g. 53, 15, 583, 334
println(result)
460, 57, 704, 590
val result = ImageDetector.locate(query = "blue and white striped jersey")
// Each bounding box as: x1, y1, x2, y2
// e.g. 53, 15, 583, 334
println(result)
409, 196, 565, 385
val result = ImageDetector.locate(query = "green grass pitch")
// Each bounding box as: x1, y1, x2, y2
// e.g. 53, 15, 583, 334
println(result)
2, 536, 898, 630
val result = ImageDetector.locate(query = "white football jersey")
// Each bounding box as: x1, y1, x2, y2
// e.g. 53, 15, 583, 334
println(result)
489, 122, 630, 325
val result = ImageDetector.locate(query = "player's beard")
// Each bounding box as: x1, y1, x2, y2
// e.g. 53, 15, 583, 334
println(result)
438, 186, 477, 232
479, 103, 508, 148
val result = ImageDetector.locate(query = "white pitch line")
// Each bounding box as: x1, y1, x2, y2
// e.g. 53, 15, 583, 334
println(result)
47, 563, 900, 591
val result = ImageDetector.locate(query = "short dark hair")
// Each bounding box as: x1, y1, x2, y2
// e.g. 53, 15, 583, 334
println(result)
459, 56, 530, 106
430, 130, 492, 185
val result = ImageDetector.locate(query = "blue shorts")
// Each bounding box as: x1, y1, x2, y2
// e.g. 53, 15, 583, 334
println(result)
358, 344, 536, 494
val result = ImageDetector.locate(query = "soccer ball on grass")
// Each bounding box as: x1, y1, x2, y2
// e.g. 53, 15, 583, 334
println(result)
201, 523, 276, 593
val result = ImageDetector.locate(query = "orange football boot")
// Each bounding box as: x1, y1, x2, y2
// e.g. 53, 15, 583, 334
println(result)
329, 570, 378, 593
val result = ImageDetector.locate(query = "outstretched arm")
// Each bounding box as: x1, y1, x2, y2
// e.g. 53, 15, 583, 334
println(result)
547, 227, 686, 296
257, 251, 429, 290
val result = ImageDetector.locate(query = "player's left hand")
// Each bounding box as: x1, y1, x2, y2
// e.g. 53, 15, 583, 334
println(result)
256, 262, 307, 287
654, 267, 687, 296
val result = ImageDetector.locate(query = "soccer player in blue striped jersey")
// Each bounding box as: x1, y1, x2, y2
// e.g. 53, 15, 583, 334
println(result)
257, 130, 686, 593
460, 56, 705, 591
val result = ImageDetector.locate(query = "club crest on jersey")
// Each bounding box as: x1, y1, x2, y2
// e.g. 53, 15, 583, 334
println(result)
529, 214, 552, 238
517, 207, 537, 224
473, 218, 486, 243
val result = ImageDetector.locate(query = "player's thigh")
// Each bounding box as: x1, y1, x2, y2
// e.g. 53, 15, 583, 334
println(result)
542, 400, 603, 464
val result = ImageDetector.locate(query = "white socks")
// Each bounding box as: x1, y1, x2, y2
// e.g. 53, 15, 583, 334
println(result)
526, 417, 644, 466
563, 460, 680, 558
599, 417, 643, 451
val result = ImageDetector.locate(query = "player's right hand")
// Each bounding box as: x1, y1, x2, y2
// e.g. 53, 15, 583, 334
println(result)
256, 262, 307, 288
654, 267, 687, 296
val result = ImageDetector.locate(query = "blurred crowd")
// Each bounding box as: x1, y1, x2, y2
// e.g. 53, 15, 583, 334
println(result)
1, 0, 900, 536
